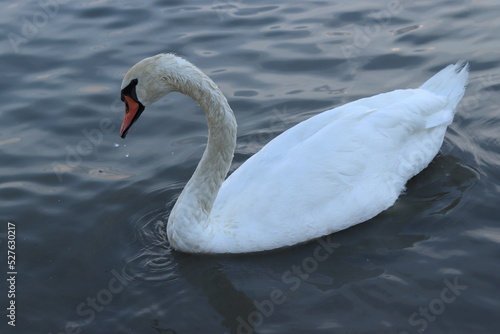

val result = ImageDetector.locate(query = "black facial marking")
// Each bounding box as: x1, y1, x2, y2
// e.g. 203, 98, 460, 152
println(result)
120, 78, 139, 103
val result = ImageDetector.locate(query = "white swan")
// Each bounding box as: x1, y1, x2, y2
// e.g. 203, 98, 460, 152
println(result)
119, 54, 468, 254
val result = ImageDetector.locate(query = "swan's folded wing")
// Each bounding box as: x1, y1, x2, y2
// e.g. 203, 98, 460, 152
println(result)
210, 87, 451, 250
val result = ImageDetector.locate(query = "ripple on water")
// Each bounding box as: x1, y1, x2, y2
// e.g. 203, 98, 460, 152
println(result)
122, 209, 179, 284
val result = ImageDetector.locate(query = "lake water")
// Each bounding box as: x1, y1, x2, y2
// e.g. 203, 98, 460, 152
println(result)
1, 0, 499, 333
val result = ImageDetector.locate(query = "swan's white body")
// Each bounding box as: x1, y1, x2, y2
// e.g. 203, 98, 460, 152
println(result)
120, 54, 468, 254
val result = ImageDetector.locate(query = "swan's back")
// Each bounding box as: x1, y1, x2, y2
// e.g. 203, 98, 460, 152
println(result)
208, 62, 468, 253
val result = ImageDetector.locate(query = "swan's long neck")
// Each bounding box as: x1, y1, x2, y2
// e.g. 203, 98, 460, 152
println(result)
167, 65, 236, 250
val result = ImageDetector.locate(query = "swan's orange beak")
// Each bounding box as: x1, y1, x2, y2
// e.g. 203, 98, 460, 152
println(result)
120, 95, 144, 138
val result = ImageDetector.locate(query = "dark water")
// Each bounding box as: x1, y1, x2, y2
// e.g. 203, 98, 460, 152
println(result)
1, 0, 499, 333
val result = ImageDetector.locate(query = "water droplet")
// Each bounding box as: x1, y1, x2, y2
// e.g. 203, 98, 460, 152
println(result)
125, 153, 129, 158
114, 143, 120, 147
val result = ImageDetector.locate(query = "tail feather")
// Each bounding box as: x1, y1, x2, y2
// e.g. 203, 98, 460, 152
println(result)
421, 61, 469, 109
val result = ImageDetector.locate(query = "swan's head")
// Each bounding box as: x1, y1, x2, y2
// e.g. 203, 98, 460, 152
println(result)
120, 53, 186, 138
